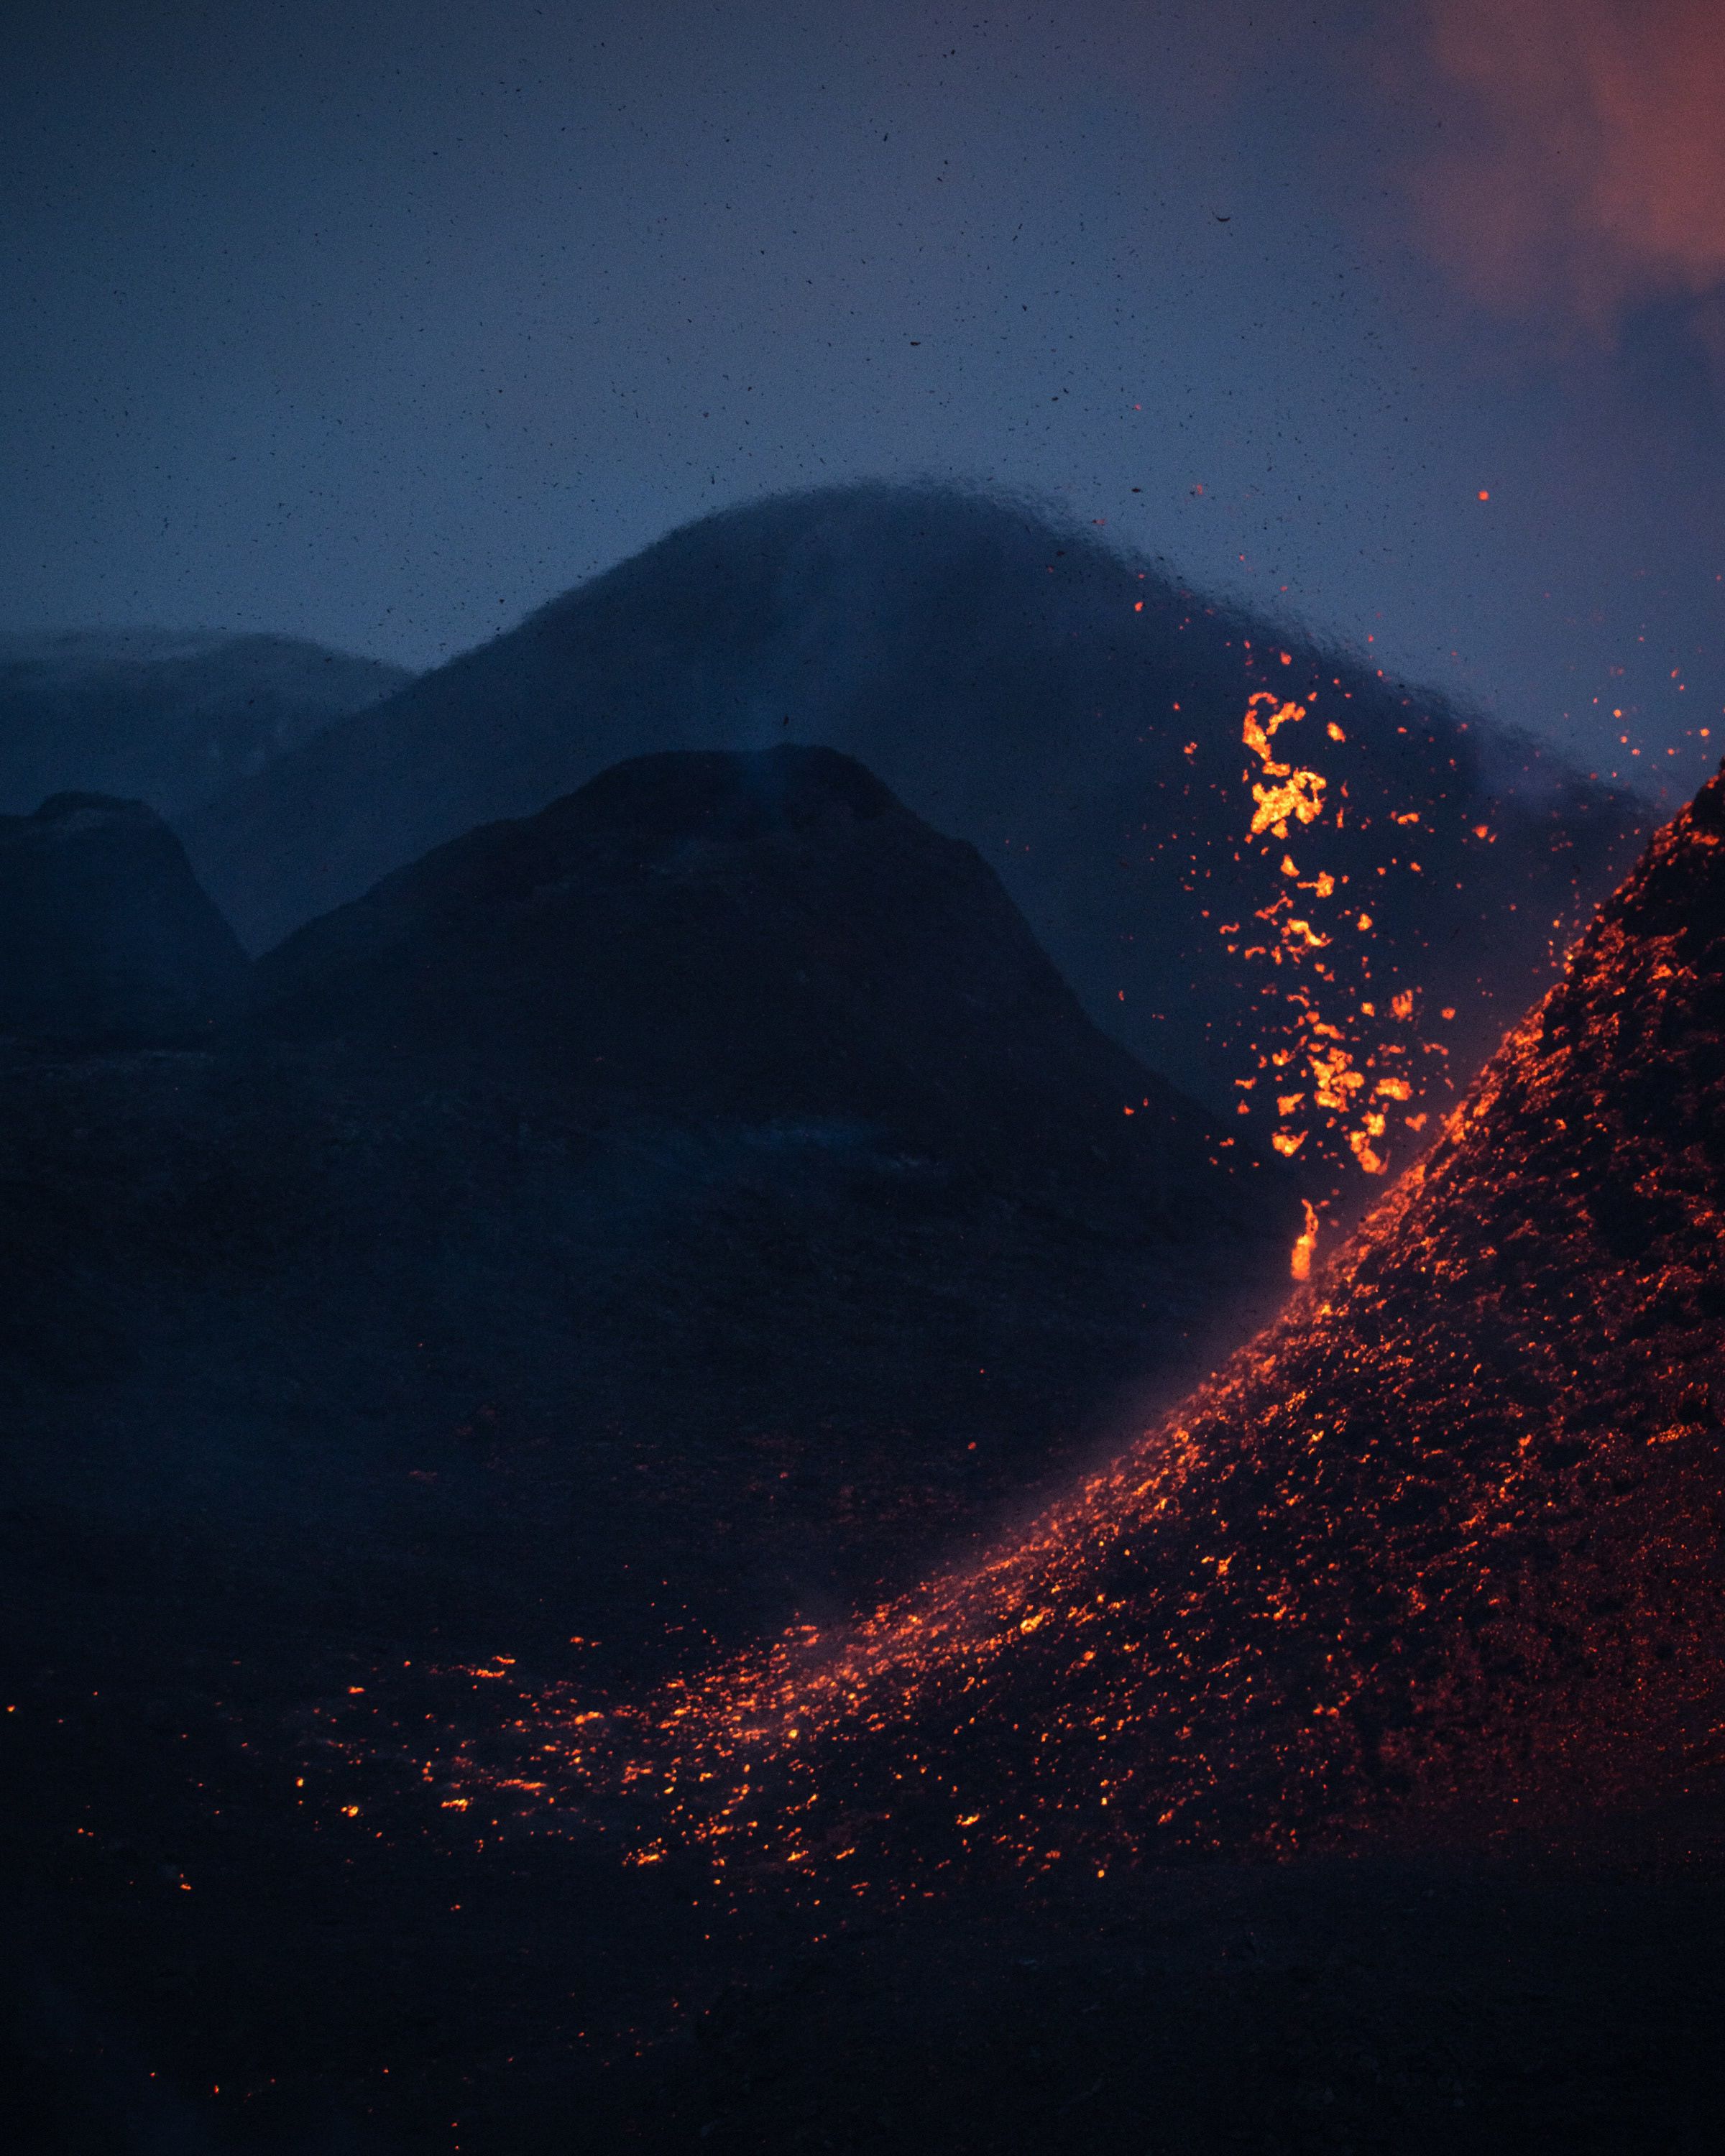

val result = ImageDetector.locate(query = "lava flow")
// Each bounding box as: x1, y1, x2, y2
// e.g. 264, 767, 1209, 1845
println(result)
384, 765, 1725, 1897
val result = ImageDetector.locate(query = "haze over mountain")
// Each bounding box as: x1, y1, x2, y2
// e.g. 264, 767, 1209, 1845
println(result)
178, 485, 1649, 1204
0, 627, 410, 821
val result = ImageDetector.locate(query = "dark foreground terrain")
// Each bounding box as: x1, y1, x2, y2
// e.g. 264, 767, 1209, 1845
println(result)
6, 1664, 1724, 2156
0, 742, 1284, 2150
3, 741, 1719, 2154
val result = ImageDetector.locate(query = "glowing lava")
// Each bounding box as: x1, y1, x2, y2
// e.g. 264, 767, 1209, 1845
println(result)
365, 765, 1725, 1902
1222, 690, 1455, 1218
1289, 1198, 1320, 1282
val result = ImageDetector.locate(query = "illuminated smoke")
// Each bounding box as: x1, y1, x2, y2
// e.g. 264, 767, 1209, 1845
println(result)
1413, 0, 1725, 333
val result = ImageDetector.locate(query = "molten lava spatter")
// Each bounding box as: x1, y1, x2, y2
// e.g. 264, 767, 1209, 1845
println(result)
1225, 689, 1452, 1222
385, 767, 1725, 1895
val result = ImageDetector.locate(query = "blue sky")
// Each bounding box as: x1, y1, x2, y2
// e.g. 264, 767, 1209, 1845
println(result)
4, 0, 1722, 801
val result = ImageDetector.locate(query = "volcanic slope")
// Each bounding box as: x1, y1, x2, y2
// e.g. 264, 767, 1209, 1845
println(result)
0, 627, 410, 819
445, 759, 1725, 1881
179, 484, 1646, 1192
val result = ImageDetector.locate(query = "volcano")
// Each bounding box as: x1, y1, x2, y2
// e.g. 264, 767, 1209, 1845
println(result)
461, 759, 1725, 1881
6, 764, 1719, 2155
175, 485, 1647, 1192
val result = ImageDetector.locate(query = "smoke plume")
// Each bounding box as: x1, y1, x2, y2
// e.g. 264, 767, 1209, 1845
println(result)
1412, 0, 1725, 337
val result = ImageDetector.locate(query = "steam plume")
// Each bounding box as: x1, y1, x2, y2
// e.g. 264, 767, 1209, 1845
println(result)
1413, 0, 1725, 335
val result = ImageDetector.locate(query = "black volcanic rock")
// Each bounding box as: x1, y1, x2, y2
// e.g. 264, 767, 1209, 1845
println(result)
257, 745, 1268, 1213
178, 484, 1647, 1189
0, 627, 410, 820
0, 793, 249, 1041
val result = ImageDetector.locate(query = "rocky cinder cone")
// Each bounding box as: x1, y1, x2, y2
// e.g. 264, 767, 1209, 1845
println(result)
176, 484, 1645, 1171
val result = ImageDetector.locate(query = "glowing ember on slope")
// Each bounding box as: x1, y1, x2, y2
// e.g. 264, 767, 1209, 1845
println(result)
361, 764, 1725, 1902
1289, 1198, 1320, 1282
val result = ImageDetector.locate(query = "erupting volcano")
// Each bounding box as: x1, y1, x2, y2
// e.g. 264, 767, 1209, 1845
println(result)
412, 761, 1725, 1894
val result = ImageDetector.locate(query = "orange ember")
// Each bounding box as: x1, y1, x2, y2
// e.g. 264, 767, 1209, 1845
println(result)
1222, 691, 1443, 1197
1289, 1197, 1319, 1281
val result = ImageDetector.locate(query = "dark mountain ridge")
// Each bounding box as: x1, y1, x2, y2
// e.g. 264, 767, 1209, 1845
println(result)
0, 626, 410, 820
256, 745, 1262, 1211
0, 792, 249, 1041
177, 484, 1648, 1199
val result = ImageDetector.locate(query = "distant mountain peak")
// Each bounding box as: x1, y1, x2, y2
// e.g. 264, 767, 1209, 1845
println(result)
257, 745, 1288, 1238
0, 627, 412, 821
569, 742, 899, 841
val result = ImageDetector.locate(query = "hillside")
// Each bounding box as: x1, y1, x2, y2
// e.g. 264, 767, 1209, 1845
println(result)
0, 793, 248, 1041
0, 627, 409, 819
177, 485, 1647, 1200
444, 757, 1725, 1884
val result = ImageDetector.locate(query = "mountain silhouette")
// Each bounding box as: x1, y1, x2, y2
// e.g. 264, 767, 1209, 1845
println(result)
0, 627, 410, 820
0, 793, 249, 1042
257, 744, 1271, 1206
478, 758, 1725, 1881
175, 485, 1647, 1197
4, 745, 1294, 1657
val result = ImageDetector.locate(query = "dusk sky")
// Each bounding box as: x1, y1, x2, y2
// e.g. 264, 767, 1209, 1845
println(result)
5, 0, 1723, 802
